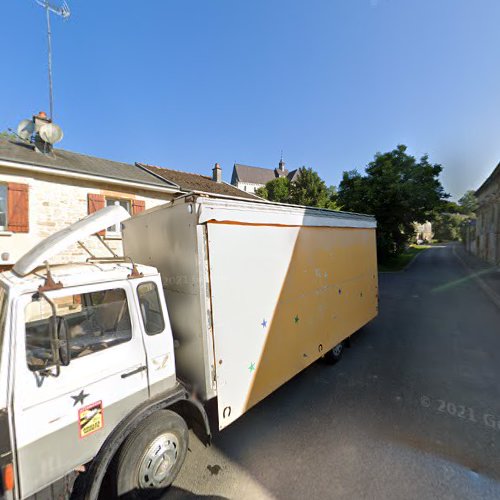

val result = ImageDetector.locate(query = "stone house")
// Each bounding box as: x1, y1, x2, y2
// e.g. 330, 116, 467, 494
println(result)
231, 159, 300, 193
0, 137, 182, 270
0, 133, 260, 270
468, 162, 500, 265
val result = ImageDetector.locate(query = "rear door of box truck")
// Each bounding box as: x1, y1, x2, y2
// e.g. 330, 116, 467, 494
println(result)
202, 204, 378, 429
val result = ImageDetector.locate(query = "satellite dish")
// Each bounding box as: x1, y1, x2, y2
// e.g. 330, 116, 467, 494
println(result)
39, 122, 63, 145
17, 119, 35, 140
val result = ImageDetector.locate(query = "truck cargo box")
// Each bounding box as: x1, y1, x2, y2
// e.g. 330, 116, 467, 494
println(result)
123, 195, 377, 429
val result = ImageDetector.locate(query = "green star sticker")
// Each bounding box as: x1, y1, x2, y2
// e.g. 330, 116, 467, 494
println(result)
248, 362, 256, 372
294, 314, 300, 324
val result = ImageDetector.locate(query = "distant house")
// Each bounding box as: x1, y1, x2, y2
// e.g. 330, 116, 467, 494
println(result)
468, 162, 500, 264
414, 221, 433, 243
231, 159, 300, 194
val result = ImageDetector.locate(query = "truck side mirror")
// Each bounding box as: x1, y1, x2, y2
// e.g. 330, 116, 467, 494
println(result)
56, 316, 71, 367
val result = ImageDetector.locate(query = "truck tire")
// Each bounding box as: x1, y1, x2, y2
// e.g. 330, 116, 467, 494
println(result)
115, 410, 188, 499
324, 342, 344, 364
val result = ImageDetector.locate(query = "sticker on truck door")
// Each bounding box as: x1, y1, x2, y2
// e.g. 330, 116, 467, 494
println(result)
78, 401, 104, 438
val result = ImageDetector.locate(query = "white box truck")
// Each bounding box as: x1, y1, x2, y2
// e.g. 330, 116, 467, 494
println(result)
0, 194, 377, 499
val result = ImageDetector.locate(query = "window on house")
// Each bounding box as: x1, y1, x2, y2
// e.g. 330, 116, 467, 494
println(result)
25, 288, 132, 371
0, 185, 7, 231
106, 198, 131, 235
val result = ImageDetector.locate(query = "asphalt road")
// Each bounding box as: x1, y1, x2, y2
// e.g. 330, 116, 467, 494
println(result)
169, 244, 500, 499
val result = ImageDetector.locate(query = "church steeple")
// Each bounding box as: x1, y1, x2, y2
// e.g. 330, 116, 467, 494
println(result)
279, 151, 285, 172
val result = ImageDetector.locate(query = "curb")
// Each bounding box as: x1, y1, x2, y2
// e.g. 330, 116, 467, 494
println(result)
453, 245, 500, 311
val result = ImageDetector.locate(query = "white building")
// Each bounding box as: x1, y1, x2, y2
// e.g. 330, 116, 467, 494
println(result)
231, 159, 300, 194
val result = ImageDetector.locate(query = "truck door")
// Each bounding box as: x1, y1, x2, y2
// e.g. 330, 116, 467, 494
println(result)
12, 280, 149, 498
134, 278, 176, 397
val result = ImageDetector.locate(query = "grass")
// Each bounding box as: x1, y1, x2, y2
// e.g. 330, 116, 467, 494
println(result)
378, 244, 431, 272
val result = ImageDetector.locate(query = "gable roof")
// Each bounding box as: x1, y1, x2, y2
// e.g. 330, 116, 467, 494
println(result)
232, 163, 301, 185
0, 138, 172, 190
232, 164, 277, 185
137, 163, 260, 200
476, 162, 500, 197
287, 169, 300, 182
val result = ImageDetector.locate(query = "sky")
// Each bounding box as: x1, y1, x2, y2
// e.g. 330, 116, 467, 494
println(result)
2, 0, 500, 199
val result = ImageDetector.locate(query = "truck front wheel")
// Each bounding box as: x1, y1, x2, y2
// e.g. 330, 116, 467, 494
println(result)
115, 410, 188, 499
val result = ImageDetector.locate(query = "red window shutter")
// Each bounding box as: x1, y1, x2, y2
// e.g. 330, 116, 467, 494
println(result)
132, 199, 146, 215
87, 193, 106, 236
7, 183, 29, 233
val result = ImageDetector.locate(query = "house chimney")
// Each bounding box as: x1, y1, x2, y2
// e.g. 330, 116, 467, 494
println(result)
33, 111, 52, 153
33, 111, 50, 133
212, 162, 222, 183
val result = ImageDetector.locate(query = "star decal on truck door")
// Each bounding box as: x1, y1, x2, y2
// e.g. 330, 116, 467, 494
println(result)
71, 390, 89, 407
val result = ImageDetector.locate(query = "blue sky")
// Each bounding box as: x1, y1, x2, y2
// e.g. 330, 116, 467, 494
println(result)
2, 0, 500, 199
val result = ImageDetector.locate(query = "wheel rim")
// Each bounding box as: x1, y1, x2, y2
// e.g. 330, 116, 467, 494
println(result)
138, 432, 179, 489
332, 343, 343, 357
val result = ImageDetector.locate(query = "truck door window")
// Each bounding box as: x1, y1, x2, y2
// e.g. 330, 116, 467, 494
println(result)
25, 288, 132, 371
137, 282, 165, 335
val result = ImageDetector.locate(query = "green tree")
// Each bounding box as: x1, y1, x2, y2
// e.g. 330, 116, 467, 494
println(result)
256, 166, 340, 209
458, 190, 478, 215
338, 145, 447, 258
289, 167, 330, 208
326, 185, 341, 210
256, 176, 291, 203
432, 213, 465, 241
429, 190, 478, 241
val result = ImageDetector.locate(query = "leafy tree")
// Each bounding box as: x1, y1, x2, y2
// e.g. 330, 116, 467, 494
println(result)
429, 190, 478, 241
256, 168, 341, 209
256, 176, 291, 203
326, 185, 341, 210
289, 167, 331, 208
338, 145, 447, 258
438, 200, 463, 214
432, 213, 466, 241
458, 190, 478, 215
255, 185, 268, 199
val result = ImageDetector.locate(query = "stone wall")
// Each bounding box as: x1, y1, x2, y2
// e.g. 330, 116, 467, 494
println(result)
0, 166, 173, 268
474, 174, 500, 265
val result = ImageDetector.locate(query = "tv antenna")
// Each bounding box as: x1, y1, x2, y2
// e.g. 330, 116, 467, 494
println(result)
34, 0, 71, 121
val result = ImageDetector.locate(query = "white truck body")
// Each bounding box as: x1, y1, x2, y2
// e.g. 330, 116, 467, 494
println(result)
123, 195, 378, 429
0, 196, 378, 499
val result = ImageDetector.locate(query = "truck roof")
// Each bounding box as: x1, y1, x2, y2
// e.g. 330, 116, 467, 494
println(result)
139, 194, 377, 229
0, 262, 157, 294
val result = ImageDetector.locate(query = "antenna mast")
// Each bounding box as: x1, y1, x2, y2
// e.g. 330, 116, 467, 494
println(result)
34, 0, 71, 121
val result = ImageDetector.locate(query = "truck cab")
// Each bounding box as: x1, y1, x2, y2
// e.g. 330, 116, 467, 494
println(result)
0, 206, 207, 499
